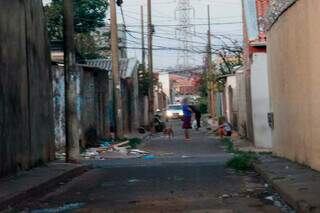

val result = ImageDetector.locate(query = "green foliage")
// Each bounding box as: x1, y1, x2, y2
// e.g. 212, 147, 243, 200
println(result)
226, 152, 257, 171
128, 138, 142, 149
44, 0, 109, 59
74, 33, 101, 59
223, 137, 235, 153
222, 137, 258, 171
198, 98, 208, 114
138, 64, 150, 96
45, 0, 109, 40
198, 73, 209, 98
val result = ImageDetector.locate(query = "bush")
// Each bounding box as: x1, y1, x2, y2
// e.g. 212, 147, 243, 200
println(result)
226, 152, 257, 171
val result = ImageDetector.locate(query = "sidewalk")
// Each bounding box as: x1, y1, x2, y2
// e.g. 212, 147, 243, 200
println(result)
254, 155, 320, 213
0, 163, 88, 211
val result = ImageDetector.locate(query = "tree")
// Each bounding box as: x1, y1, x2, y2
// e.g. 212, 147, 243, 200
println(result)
45, 0, 109, 59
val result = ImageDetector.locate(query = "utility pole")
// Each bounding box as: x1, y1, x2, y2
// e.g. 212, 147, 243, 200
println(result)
147, 0, 154, 131
207, 5, 216, 120
110, 0, 124, 138
63, 0, 80, 163
141, 5, 146, 71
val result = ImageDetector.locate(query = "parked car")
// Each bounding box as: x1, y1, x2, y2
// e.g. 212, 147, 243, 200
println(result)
165, 104, 183, 121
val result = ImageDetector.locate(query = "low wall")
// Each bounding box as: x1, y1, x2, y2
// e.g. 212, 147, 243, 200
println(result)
268, 0, 320, 170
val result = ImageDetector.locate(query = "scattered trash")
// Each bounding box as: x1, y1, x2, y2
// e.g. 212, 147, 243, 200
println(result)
144, 155, 156, 160
113, 146, 128, 154
128, 179, 141, 183
100, 141, 111, 148
219, 194, 231, 199
265, 195, 274, 201
31, 202, 86, 213
55, 153, 66, 160
128, 200, 139, 205
130, 149, 149, 155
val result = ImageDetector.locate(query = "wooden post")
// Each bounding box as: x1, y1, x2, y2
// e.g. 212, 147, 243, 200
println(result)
141, 5, 146, 71
63, 0, 80, 163
207, 5, 216, 120
110, 0, 124, 138
147, 0, 154, 131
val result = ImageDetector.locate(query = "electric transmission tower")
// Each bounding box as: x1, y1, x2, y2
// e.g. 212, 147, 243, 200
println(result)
175, 0, 195, 69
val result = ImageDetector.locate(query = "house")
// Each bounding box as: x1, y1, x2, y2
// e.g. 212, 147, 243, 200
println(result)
266, 0, 320, 171
242, 0, 272, 149
85, 58, 141, 134
52, 58, 141, 148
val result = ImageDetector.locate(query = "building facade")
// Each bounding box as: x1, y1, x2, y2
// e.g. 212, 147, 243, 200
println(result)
266, 0, 320, 170
242, 0, 272, 148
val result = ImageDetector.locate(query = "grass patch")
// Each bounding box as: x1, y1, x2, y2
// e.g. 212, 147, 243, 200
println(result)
221, 135, 260, 171
223, 137, 236, 153
226, 152, 258, 171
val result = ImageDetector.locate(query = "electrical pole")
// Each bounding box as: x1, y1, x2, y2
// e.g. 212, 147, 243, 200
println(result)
141, 5, 146, 71
110, 0, 124, 138
63, 0, 80, 163
147, 0, 154, 131
207, 5, 216, 120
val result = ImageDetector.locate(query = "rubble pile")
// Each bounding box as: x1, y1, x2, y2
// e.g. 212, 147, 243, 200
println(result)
80, 138, 150, 160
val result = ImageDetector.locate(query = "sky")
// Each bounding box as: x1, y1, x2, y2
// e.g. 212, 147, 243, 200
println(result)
42, 0, 243, 70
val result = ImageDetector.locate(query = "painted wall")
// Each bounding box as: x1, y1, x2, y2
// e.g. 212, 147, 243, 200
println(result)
268, 0, 320, 170
251, 53, 272, 148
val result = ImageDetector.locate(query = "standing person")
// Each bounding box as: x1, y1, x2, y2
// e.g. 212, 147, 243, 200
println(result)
182, 98, 192, 141
189, 105, 201, 130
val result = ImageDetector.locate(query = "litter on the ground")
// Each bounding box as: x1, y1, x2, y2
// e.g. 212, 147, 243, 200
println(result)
31, 202, 86, 213
144, 155, 156, 160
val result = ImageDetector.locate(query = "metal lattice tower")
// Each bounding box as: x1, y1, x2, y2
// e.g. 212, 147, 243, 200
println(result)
175, 0, 194, 68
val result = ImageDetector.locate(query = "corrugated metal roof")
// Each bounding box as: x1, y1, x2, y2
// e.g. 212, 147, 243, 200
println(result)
85, 58, 139, 78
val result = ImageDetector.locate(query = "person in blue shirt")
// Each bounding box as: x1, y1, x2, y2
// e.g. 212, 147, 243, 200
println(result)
181, 98, 192, 141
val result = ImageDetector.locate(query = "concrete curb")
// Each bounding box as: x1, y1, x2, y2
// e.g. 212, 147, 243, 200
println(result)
0, 165, 89, 211
253, 162, 319, 213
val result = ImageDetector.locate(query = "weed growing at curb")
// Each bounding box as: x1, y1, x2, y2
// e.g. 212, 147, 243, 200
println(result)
222, 137, 258, 171
226, 152, 258, 171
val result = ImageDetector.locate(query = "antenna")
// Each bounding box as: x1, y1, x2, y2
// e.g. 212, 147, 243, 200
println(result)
175, 0, 195, 69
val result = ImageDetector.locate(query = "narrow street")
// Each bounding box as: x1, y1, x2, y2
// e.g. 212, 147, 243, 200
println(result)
13, 121, 288, 213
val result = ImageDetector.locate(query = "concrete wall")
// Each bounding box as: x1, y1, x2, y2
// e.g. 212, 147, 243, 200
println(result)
268, 0, 320, 170
52, 65, 65, 150
251, 53, 272, 148
225, 76, 237, 124
235, 71, 249, 137
158, 73, 172, 103
0, 0, 54, 177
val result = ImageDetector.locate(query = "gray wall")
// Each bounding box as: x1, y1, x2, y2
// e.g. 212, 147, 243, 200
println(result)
0, 0, 54, 177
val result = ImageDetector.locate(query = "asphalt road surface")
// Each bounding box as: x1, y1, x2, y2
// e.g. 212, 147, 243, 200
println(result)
13, 120, 291, 213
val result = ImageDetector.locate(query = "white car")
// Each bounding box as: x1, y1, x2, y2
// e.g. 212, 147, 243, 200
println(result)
165, 104, 183, 120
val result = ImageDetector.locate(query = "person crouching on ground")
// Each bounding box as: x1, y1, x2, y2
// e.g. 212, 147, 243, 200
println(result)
215, 116, 232, 138
182, 98, 192, 141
